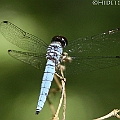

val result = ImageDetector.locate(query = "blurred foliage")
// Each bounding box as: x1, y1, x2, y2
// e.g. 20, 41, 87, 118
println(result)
0, 0, 120, 120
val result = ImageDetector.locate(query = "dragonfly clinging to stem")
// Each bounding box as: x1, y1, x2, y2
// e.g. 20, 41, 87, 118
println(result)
0, 21, 120, 114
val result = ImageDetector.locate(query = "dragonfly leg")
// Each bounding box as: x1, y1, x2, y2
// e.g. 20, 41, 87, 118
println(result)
61, 52, 72, 63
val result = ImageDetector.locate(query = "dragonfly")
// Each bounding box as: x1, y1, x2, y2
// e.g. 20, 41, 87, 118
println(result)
0, 21, 120, 114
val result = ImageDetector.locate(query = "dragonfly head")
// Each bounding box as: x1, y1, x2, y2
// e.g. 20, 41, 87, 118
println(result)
51, 36, 68, 47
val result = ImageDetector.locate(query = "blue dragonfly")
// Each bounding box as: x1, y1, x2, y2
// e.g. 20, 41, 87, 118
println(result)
0, 21, 120, 114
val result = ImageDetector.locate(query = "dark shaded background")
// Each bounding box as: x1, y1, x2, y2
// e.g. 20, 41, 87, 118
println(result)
0, 0, 120, 120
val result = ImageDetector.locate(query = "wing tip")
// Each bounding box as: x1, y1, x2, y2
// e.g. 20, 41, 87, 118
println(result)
8, 50, 12, 52
116, 56, 120, 58
3, 21, 8, 24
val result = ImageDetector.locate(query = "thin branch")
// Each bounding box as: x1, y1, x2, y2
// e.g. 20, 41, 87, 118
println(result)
52, 66, 66, 120
62, 81, 66, 120
94, 109, 120, 120
60, 65, 66, 120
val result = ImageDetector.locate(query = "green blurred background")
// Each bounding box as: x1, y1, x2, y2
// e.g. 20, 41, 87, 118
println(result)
0, 0, 120, 120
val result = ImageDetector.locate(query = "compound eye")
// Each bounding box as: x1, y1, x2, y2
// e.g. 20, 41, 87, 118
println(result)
51, 36, 68, 47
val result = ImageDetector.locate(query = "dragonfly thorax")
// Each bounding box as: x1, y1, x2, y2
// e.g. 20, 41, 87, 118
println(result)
46, 42, 63, 65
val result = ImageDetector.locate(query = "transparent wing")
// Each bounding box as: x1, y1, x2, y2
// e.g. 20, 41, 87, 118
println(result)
64, 56, 120, 74
0, 21, 48, 54
64, 28, 120, 73
8, 50, 46, 70
65, 28, 120, 56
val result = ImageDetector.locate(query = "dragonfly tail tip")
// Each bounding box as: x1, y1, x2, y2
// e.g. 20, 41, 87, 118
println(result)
35, 111, 40, 115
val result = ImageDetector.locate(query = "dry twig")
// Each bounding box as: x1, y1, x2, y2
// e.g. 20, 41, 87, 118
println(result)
52, 66, 66, 120
94, 109, 120, 120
